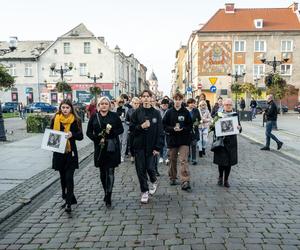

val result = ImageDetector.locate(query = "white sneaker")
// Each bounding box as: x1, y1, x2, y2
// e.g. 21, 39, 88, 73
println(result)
121, 157, 124, 162
141, 191, 149, 204
165, 159, 170, 165
149, 180, 159, 195
158, 157, 163, 164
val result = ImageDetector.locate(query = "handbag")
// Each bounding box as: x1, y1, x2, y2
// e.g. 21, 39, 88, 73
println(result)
211, 134, 224, 152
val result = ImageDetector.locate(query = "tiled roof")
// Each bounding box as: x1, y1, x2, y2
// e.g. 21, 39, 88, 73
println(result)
200, 7, 300, 32
61, 23, 94, 38
0, 40, 53, 59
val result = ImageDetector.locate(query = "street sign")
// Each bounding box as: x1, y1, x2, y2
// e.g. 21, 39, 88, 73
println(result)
209, 77, 218, 85
186, 86, 192, 92
197, 83, 202, 89
210, 85, 217, 93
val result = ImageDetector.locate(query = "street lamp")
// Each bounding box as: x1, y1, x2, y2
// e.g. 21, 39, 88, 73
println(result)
87, 72, 103, 83
260, 56, 289, 73
50, 62, 74, 81
0, 37, 18, 141
228, 71, 246, 111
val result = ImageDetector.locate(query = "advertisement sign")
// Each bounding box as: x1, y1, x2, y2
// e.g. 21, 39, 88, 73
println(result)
76, 91, 93, 103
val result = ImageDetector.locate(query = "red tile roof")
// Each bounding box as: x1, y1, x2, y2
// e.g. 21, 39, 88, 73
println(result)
200, 7, 300, 32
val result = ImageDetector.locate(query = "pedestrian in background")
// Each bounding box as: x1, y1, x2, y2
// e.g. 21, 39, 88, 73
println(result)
51, 99, 83, 213
87, 99, 96, 119
250, 97, 257, 119
198, 93, 211, 112
198, 100, 211, 157
116, 97, 129, 162
130, 90, 163, 204
151, 96, 161, 176
260, 94, 283, 151
211, 97, 223, 118
240, 97, 246, 111
212, 98, 242, 188
186, 98, 200, 165
86, 96, 123, 208
163, 92, 193, 191
159, 98, 169, 165
126, 96, 140, 163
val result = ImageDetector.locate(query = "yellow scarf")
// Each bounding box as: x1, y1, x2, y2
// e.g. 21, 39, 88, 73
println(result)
53, 113, 75, 153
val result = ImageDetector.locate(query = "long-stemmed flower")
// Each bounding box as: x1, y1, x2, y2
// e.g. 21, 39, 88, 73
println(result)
209, 112, 223, 133
97, 124, 112, 161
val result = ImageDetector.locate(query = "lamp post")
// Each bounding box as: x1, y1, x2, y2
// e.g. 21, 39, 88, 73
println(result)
228, 72, 246, 111
50, 62, 73, 81
260, 56, 289, 73
87, 72, 103, 95
0, 37, 18, 141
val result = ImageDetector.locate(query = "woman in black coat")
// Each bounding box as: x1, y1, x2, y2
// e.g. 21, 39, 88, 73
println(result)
86, 96, 123, 208
51, 99, 83, 213
213, 98, 242, 188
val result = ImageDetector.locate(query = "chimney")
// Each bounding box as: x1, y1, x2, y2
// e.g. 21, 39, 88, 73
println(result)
98, 36, 105, 43
289, 2, 298, 12
225, 3, 235, 13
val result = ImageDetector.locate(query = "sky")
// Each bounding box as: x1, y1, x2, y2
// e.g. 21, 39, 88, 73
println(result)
0, 0, 293, 95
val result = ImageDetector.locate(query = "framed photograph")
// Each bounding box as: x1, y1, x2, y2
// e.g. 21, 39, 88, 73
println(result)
41, 129, 68, 154
215, 116, 239, 137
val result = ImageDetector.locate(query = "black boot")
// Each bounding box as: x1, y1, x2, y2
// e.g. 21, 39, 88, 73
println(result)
106, 192, 112, 208
65, 204, 71, 213
217, 177, 223, 186
202, 149, 206, 155
198, 151, 203, 158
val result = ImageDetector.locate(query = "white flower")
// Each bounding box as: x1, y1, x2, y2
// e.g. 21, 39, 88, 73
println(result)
217, 112, 223, 118
106, 124, 112, 130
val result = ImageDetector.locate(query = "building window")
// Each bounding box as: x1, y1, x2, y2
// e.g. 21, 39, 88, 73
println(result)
253, 64, 265, 77
64, 42, 71, 54
281, 40, 293, 52
234, 64, 245, 75
98, 48, 102, 54
79, 63, 87, 76
84, 42, 91, 54
254, 19, 263, 29
280, 64, 292, 75
9, 63, 16, 76
64, 63, 73, 76
24, 63, 33, 77
54, 49, 58, 54
234, 41, 246, 52
254, 40, 266, 52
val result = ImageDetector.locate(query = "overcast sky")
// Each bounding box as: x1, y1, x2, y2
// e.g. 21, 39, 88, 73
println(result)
0, 0, 293, 95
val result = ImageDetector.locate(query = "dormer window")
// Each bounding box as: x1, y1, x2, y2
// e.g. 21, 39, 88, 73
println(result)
254, 19, 263, 29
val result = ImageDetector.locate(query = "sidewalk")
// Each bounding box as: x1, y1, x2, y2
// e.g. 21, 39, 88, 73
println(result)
240, 113, 300, 162
0, 122, 93, 223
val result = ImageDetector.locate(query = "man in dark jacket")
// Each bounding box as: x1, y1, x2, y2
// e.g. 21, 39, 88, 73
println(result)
261, 95, 283, 151
130, 90, 164, 204
250, 97, 257, 119
163, 92, 193, 191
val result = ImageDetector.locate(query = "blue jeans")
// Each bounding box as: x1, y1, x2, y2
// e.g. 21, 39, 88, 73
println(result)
265, 121, 281, 148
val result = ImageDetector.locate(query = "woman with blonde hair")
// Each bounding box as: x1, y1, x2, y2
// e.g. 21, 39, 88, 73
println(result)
198, 100, 212, 157
86, 96, 123, 208
51, 99, 83, 213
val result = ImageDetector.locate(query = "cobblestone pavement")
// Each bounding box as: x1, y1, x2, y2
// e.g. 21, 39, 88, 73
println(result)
1, 136, 300, 250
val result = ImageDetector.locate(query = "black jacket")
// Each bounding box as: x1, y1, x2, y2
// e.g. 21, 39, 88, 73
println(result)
130, 106, 164, 155
213, 112, 242, 166
265, 100, 278, 121
250, 100, 257, 108
86, 111, 123, 168
163, 107, 193, 148
50, 116, 83, 171
187, 108, 201, 141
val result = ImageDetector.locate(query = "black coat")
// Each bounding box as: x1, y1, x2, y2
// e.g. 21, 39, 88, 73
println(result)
50, 116, 83, 171
163, 107, 192, 148
265, 100, 278, 121
130, 106, 164, 155
86, 111, 124, 169
213, 112, 242, 166
188, 108, 201, 141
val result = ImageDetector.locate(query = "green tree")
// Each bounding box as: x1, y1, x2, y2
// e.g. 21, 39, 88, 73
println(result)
0, 64, 15, 90
56, 81, 72, 99
231, 83, 242, 110
89, 86, 101, 101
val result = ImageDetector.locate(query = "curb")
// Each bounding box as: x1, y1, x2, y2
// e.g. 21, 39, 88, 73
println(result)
0, 147, 93, 224
240, 133, 300, 164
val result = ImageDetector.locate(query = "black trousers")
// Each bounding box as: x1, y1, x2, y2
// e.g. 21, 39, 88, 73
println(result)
189, 139, 197, 161
100, 167, 115, 194
135, 149, 157, 193
218, 165, 231, 181
59, 168, 76, 205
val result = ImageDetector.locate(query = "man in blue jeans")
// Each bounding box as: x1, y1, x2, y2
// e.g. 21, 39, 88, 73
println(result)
261, 95, 283, 151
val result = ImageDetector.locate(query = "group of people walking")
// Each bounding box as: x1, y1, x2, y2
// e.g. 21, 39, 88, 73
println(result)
50, 91, 244, 213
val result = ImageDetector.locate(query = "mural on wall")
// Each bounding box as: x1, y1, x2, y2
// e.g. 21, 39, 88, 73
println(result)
199, 41, 232, 76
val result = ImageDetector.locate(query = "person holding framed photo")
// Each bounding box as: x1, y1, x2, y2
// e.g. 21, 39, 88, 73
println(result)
50, 99, 83, 213
212, 98, 242, 188
86, 96, 124, 208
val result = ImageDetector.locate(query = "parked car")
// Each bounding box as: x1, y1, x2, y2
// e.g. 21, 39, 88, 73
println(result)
256, 100, 288, 114
294, 102, 300, 113
1, 102, 19, 113
26, 102, 57, 113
